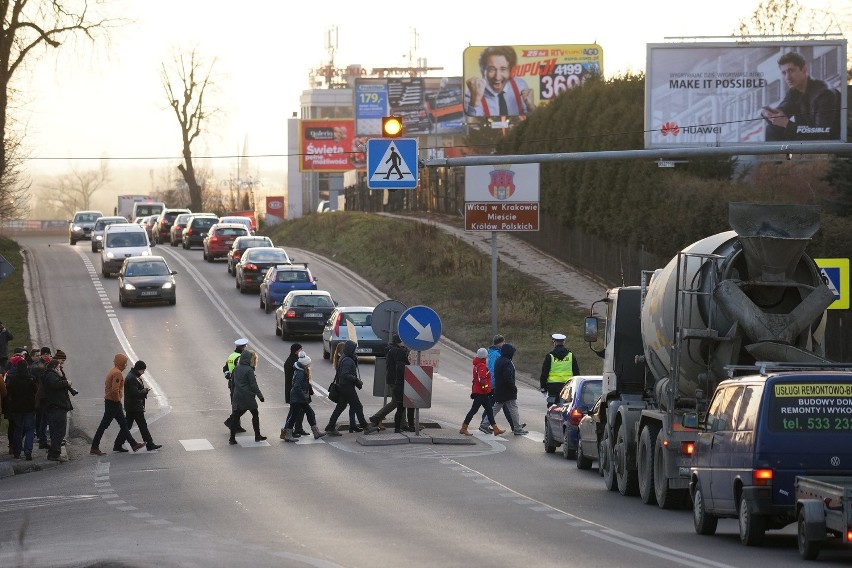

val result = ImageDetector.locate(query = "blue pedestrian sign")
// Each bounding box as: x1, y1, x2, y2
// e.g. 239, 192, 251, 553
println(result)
367, 138, 418, 190
397, 305, 442, 351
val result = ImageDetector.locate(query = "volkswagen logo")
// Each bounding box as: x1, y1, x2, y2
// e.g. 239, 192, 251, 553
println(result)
830, 456, 840, 467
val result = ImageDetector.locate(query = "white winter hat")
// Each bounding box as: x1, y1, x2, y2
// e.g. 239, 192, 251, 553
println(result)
297, 351, 312, 367
476, 348, 488, 359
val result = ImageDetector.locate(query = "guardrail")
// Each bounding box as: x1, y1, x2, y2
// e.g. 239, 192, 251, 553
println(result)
0, 220, 68, 235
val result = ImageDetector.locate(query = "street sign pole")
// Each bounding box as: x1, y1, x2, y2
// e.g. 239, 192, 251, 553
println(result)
491, 231, 498, 337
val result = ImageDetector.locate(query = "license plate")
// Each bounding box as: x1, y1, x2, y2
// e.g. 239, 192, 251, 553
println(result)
304, 312, 322, 317
140, 291, 158, 297
355, 347, 371, 353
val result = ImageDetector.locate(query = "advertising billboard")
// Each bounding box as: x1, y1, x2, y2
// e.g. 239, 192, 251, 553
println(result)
462, 44, 603, 121
299, 120, 363, 172
645, 40, 847, 148
355, 77, 465, 137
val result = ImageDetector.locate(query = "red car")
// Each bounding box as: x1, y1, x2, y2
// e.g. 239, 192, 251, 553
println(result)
203, 223, 249, 262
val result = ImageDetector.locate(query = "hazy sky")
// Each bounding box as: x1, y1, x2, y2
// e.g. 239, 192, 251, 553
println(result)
18, 0, 849, 178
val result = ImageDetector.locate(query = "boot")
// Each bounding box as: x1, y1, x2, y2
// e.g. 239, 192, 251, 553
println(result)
284, 428, 297, 443
279, 428, 287, 440
311, 426, 327, 440
491, 424, 506, 435
325, 424, 342, 437
252, 415, 266, 441
459, 423, 473, 436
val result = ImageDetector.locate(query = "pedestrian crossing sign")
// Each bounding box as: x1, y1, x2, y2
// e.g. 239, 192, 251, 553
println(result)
367, 138, 418, 190
815, 258, 849, 310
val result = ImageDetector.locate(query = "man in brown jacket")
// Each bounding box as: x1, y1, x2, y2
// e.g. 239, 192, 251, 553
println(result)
90, 354, 145, 456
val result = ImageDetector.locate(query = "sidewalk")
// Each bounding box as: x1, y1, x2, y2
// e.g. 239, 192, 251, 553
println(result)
0, 440, 68, 479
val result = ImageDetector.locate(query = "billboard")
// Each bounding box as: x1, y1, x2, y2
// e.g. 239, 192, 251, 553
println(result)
645, 40, 847, 148
462, 44, 603, 122
354, 77, 465, 137
464, 164, 540, 232
299, 120, 364, 172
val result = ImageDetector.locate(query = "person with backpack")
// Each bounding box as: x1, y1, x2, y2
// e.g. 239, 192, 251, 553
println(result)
461, 348, 505, 436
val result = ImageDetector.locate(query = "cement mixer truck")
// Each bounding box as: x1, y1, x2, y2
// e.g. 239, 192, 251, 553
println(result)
582, 203, 836, 508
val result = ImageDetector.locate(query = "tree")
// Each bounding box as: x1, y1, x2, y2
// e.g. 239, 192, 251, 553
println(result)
737, 0, 843, 36
160, 47, 219, 212
43, 159, 111, 217
0, 1, 116, 217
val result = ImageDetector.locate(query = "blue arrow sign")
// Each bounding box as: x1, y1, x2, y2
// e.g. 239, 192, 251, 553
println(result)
367, 138, 418, 190
397, 305, 442, 351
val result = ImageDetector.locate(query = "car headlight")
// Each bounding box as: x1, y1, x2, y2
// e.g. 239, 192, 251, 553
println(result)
73, 225, 82, 231
161, 282, 173, 289
95, 235, 103, 241
141, 250, 151, 256
123, 282, 136, 290
106, 252, 116, 259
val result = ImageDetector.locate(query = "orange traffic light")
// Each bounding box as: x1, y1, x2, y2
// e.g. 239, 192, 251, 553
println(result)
382, 116, 403, 138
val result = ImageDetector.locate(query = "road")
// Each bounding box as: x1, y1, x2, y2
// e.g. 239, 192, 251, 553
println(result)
1, 235, 848, 566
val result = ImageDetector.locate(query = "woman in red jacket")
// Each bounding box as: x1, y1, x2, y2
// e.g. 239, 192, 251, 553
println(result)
460, 348, 506, 436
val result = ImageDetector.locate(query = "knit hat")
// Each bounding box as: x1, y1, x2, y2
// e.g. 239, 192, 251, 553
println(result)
54, 349, 67, 361
476, 348, 488, 359
297, 351, 312, 367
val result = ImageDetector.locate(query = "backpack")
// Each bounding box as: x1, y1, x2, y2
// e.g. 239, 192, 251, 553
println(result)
472, 361, 492, 395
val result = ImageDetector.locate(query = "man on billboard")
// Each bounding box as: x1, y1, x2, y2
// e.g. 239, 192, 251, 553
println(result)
761, 51, 841, 141
465, 46, 537, 117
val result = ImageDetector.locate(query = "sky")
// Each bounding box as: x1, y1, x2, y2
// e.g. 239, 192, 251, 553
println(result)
18, 0, 850, 181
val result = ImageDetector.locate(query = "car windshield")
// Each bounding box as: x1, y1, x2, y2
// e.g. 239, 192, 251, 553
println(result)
175, 215, 191, 225
74, 213, 100, 223
277, 271, 308, 283
95, 219, 121, 230
107, 232, 147, 247
291, 295, 333, 308
238, 239, 272, 249
247, 250, 288, 263
192, 218, 217, 229
125, 261, 169, 277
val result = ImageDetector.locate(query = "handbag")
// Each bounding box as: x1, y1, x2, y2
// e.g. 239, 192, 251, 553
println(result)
328, 381, 340, 403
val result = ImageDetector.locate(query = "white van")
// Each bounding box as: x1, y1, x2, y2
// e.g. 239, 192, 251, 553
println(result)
131, 202, 166, 223
101, 223, 153, 277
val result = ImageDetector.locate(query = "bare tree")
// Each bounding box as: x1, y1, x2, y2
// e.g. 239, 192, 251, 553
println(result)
0, 129, 30, 220
737, 0, 843, 36
0, 1, 117, 217
160, 47, 219, 212
43, 159, 111, 218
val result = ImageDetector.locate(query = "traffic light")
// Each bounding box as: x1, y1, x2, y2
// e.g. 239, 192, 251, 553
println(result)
382, 116, 403, 138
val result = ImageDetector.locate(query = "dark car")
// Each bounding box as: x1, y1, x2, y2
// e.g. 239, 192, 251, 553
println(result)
227, 236, 274, 275
142, 215, 158, 240
118, 256, 177, 307
544, 376, 603, 458
152, 208, 191, 245
181, 215, 218, 249
203, 223, 249, 262
321, 306, 386, 359
259, 263, 316, 313
235, 247, 292, 293
274, 290, 336, 340
69, 210, 104, 245
169, 213, 193, 247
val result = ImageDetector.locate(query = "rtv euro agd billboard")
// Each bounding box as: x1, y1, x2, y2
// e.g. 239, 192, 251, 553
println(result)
646, 40, 847, 148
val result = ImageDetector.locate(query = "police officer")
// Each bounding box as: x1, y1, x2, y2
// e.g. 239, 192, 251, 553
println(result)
539, 333, 579, 403
223, 338, 248, 433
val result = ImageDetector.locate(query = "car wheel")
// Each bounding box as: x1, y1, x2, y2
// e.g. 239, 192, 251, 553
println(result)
170, 238, 177, 247
638, 424, 659, 505
168, 298, 176, 306
615, 424, 639, 496
323, 342, 330, 360
738, 494, 765, 546
264, 298, 272, 314
576, 438, 593, 469
183, 241, 188, 249
562, 428, 575, 459
119, 293, 128, 307
654, 429, 690, 509
236, 277, 241, 290
70, 238, 76, 245
102, 266, 110, 278
91, 244, 97, 253
543, 421, 557, 453
797, 507, 820, 560
693, 482, 718, 535
601, 429, 617, 491
275, 319, 281, 337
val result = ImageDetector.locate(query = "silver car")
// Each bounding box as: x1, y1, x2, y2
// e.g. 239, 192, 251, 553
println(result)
91, 216, 128, 252
69, 210, 104, 245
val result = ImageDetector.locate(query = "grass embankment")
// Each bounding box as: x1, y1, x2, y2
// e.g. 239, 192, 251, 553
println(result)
269, 212, 597, 381
0, 236, 31, 350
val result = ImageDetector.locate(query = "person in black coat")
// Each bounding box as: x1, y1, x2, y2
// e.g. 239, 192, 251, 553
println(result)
323, 340, 378, 436
368, 334, 415, 433
42, 356, 74, 461
493, 343, 528, 435
6, 358, 37, 459
283, 351, 326, 441
113, 361, 161, 452
280, 343, 307, 439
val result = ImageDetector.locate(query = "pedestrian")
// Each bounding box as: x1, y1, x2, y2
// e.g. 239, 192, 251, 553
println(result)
368, 334, 414, 433
226, 350, 267, 444
460, 348, 506, 436
280, 343, 309, 439
324, 340, 377, 436
223, 338, 248, 433
539, 332, 579, 402
4, 350, 26, 455
0, 321, 13, 370
113, 360, 161, 452
493, 343, 528, 435
30, 346, 52, 450
479, 334, 516, 433
5, 356, 37, 459
332, 342, 362, 432
42, 351, 74, 462
90, 354, 146, 456
283, 351, 327, 442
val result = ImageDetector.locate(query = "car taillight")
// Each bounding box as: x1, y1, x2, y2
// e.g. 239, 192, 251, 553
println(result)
847, 529, 852, 542
569, 408, 583, 426
234, 251, 243, 259
245, 263, 258, 270
333, 312, 343, 336
209, 236, 219, 243
682, 442, 694, 456
752, 469, 773, 486
285, 309, 297, 318
186, 228, 193, 235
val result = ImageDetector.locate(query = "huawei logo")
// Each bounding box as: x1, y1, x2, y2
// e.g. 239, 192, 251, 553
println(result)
661, 122, 680, 136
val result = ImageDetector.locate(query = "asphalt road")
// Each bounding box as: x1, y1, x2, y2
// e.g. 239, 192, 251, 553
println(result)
1, 235, 848, 567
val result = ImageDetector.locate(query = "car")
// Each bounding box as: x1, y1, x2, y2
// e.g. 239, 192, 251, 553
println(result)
321, 306, 386, 359
274, 290, 336, 340
235, 247, 292, 293
218, 215, 254, 234
101, 223, 153, 277
544, 376, 603, 458
152, 208, 191, 244
576, 396, 604, 471
142, 215, 158, 240
91, 216, 127, 252
689, 370, 852, 546
227, 236, 274, 275
169, 213, 194, 246
203, 223, 249, 262
118, 255, 177, 307
259, 263, 317, 313
181, 214, 218, 249
131, 202, 165, 224
69, 210, 104, 245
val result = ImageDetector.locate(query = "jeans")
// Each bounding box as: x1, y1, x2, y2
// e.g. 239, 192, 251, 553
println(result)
35, 408, 48, 445
480, 393, 515, 429
291, 403, 317, 427
114, 410, 154, 449
11, 412, 35, 456
464, 395, 495, 426
490, 400, 520, 431
326, 385, 368, 429
283, 406, 307, 432
92, 400, 139, 449
45, 408, 68, 458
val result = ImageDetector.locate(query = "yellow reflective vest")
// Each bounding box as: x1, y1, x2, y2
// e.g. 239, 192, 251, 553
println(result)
547, 353, 574, 383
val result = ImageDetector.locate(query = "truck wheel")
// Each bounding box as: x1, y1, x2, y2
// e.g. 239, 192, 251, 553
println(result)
638, 425, 659, 505
654, 430, 690, 509
693, 482, 718, 535
576, 439, 593, 470
738, 494, 766, 546
797, 508, 820, 560
543, 422, 557, 453
601, 429, 617, 491
615, 425, 639, 496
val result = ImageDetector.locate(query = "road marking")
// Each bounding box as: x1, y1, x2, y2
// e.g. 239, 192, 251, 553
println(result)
179, 439, 215, 451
